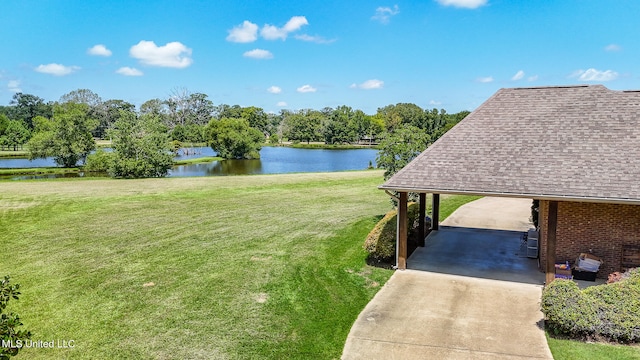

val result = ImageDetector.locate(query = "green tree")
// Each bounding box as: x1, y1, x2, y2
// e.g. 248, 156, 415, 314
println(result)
377, 103, 426, 132
7, 93, 53, 130
95, 99, 136, 139
0, 120, 30, 151
282, 109, 323, 144
323, 106, 358, 144
1, 275, 31, 359
377, 125, 431, 181
241, 106, 269, 135
206, 118, 264, 159
0, 114, 8, 136
107, 112, 174, 178
213, 104, 243, 120
27, 103, 96, 167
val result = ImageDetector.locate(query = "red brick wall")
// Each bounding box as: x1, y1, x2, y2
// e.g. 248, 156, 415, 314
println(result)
539, 200, 640, 278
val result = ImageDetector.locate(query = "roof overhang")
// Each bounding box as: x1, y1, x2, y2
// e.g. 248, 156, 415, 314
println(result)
378, 185, 640, 206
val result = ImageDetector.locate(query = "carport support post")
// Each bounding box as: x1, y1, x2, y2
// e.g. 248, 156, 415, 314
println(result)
545, 201, 559, 284
397, 192, 408, 270
432, 194, 440, 230
419, 193, 426, 247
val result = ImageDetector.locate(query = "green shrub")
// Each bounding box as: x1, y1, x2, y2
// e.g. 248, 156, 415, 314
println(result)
1, 275, 31, 359
542, 269, 640, 342
84, 149, 114, 173
363, 203, 423, 264
542, 279, 599, 336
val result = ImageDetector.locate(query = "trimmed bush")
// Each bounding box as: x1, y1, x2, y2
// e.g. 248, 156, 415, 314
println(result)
363, 203, 424, 264
542, 269, 640, 342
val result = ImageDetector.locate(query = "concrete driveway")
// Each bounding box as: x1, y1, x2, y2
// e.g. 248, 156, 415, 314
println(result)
342, 197, 552, 359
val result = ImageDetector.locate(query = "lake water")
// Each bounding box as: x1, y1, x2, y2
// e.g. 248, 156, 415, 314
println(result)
0, 146, 378, 179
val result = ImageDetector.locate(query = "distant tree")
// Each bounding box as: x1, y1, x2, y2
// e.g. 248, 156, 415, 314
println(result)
27, 103, 97, 167
140, 98, 167, 117
0, 275, 31, 359
282, 109, 323, 144
95, 99, 136, 139
323, 106, 358, 144
206, 118, 264, 159
0, 120, 30, 151
60, 88, 102, 107
0, 114, 9, 136
8, 93, 52, 129
377, 103, 426, 132
267, 112, 284, 139
107, 112, 174, 178
213, 104, 243, 120
164, 88, 214, 128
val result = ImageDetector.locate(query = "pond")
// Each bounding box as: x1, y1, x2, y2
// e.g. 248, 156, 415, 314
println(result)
0, 146, 378, 179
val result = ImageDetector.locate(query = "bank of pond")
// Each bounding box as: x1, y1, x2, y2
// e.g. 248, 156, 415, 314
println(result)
0, 146, 378, 180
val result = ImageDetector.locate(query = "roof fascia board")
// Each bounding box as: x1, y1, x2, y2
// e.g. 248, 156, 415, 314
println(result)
377, 186, 640, 206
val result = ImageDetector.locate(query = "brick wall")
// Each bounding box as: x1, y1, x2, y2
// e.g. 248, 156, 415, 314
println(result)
539, 200, 640, 278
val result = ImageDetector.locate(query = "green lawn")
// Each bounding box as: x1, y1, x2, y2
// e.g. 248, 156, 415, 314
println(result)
547, 335, 640, 359
0, 171, 411, 359
173, 156, 223, 165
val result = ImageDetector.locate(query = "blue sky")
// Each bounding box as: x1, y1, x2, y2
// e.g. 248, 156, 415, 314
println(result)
1, 0, 638, 114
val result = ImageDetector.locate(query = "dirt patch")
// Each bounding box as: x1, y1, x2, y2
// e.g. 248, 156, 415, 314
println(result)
250, 256, 272, 262
255, 293, 268, 303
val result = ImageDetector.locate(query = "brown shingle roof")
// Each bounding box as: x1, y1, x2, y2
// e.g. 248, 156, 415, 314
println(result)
380, 85, 640, 204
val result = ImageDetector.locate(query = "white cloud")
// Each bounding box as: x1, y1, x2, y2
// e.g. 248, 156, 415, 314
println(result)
226, 20, 259, 43
429, 100, 442, 105
35, 63, 80, 76
7, 80, 21, 93
261, 16, 308, 40
87, 44, 112, 56
283, 16, 308, 32
277, 101, 288, 107
572, 68, 619, 82
297, 84, 316, 93
604, 44, 621, 52
436, 0, 487, 8
351, 79, 384, 90
527, 75, 538, 81
476, 76, 494, 83
511, 70, 524, 81
243, 49, 273, 59
130, 40, 193, 68
116, 67, 143, 76
267, 86, 282, 94
372, 5, 399, 24
294, 34, 336, 44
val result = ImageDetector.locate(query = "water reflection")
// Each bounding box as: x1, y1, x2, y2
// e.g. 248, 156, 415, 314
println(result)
1, 146, 378, 179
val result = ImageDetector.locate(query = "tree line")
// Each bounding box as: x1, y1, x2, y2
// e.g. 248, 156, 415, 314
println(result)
0, 88, 469, 178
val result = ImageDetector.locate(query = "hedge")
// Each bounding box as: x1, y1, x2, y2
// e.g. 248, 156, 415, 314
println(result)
363, 202, 424, 264
542, 268, 640, 342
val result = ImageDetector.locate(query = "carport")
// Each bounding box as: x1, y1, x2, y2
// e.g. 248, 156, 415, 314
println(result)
408, 196, 544, 284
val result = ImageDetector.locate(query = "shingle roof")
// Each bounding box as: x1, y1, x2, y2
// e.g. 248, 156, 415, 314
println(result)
380, 85, 640, 204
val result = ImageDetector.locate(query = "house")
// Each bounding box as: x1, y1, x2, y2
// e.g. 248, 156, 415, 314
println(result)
379, 85, 640, 283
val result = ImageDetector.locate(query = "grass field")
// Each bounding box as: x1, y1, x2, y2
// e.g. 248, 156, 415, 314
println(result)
0, 171, 397, 359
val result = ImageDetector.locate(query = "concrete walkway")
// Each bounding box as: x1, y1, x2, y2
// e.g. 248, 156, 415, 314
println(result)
342, 197, 553, 359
